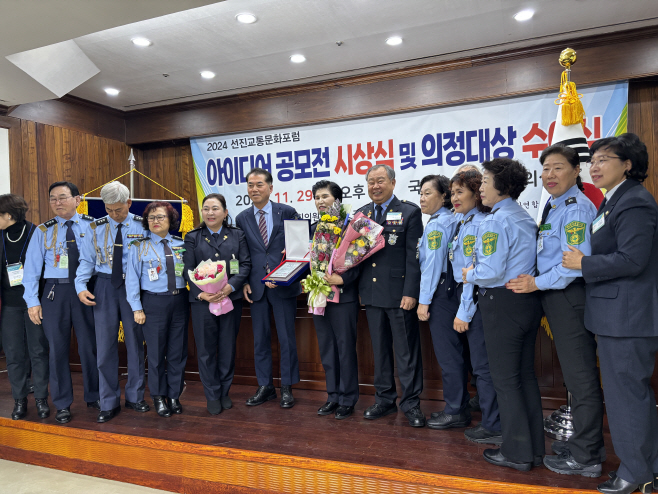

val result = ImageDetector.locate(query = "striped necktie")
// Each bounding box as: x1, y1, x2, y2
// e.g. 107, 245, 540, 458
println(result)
258, 210, 268, 246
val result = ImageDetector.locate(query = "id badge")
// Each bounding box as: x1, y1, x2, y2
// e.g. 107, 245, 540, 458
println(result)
537, 236, 544, 254
174, 262, 184, 277
59, 255, 69, 269
7, 262, 24, 287
592, 214, 605, 233
230, 258, 239, 274
148, 267, 159, 281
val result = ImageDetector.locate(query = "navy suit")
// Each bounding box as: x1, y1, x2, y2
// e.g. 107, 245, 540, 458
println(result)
183, 225, 251, 401
581, 179, 658, 485
235, 202, 301, 386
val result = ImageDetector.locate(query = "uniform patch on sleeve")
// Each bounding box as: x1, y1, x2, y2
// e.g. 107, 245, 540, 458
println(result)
427, 231, 442, 250
565, 220, 586, 246
482, 232, 499, 256
462, 235, 476, 257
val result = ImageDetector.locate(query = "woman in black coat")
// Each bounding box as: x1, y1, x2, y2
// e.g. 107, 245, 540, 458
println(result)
183, 193, 251, 415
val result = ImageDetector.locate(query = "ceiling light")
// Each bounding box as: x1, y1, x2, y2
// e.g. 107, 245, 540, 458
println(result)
104, 88, 120, 96
236, 13, 257, 24
200, 70, 216, 79
131, 37, 152, 47
513, 9, 534, 21
386, 36, 403, 46
290, 54, 306, 63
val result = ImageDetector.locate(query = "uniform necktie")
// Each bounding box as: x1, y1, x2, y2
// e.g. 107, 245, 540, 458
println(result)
65, 220, 79, 282
598, 197, 607, 213
111, 224, 124, 288
162, 239, 176, 294
540, 199, 552, 226
212, 232, 219, 242
375, 205, 384, 224
258, 210, 268, 246
446, 218, 464, 295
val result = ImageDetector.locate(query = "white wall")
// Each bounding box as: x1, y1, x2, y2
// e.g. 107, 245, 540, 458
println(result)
0, 128, 9, 194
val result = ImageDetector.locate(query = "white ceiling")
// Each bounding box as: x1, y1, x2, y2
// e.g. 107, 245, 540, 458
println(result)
4, 0, 658, 110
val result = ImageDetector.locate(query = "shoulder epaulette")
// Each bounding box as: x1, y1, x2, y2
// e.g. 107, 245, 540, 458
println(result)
464, 214, 475, 225
171, 235, 183, 241
565, 197, 577, 206
39, 218, 57, 232
401, 199, 420, 208
80, 214, 94, 222
91, 217, 109, 230
187, 226, 203, 233
132, 214, 143, 221
489, 208, 500, 216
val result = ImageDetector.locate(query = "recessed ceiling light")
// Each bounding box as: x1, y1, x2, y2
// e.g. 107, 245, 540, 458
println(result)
290, 54, 306, 63
200, 70, 216, 79
104, 88, 120, 96
513, 9, 534, 21
236, 13, 257, 24
386, 36, 403, 46
131, 37, 152, 47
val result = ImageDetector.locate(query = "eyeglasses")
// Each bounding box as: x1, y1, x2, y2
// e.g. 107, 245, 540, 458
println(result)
147, 215, 167, 222
49, 196, 74, 204
588, 156, 620, 167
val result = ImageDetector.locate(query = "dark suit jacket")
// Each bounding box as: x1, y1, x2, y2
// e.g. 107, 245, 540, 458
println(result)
356, 196, 422, 308
582, 179, 658, 337
183, 225, 251, 303
0, 220, 37, 307
310, 221, 360, 304
235, 202, 301, 302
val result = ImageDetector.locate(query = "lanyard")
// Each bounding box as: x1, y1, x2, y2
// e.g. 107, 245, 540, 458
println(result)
3, 224, 33, 266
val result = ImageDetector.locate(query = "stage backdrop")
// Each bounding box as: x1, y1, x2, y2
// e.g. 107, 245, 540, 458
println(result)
191, 82, 627, 222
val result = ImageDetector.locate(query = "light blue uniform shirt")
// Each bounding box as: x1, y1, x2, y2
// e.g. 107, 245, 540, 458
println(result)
75, 214, 147, 294
466, 197, 537, 288
419, 207, 457, 305
23, 213, 94, 308
450, 208, 487, 322
125, 233, 187, 312
535, 185, 596, 291
253, 201, 273, 241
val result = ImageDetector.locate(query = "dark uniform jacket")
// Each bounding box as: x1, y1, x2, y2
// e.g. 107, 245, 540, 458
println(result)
356, 196, 422, 308
310, 221, 360, 304
183, 225, 251, 303
582, 179, 658, 337
0, 220, 37, 307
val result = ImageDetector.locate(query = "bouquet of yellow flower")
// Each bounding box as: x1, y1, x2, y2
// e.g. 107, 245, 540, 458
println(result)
330, 213, 385, 274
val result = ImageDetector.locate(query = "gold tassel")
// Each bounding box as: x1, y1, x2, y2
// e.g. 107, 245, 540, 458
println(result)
555, 70, 585, 126
118, 321, 125, 343
179, 203, 194, 237
77, 196, 89, 215
540, 315, 553, 340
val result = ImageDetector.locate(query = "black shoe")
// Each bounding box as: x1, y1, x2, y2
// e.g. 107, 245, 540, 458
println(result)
404, 406, 426, 427
207, 399, 223, 415
483, 449, 532, 472
153, 396, 171, 418
35, 398, 50, 419
363, 403, 397, 420
246, 385, 277, 406
551, 440, 608, 462
335, 405, 354, 420
464, 424, 503, 445
597, 476, 652, 494
317, 401, 339, 416
543, 451, 602, 478
280, 385, 294, 408
125, 400, 150, 412
608, 472, 658, 491
86, 400, 101, 410
427, 410, 471, 430
97, 406, 121, 423
55, 407, 71, 424
11, 398, 28, 420
169, 398, 183, 414
466, 393, 481, 412
220, 396, 232, 410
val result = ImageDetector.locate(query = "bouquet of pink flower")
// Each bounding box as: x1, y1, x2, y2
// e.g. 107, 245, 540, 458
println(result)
188, 260, 234, 316
330, 213, 385, 274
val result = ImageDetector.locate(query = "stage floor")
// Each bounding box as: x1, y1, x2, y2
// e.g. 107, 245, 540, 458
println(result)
0, 364, 614, 493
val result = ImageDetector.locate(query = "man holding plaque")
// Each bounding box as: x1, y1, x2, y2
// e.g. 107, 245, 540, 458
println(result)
356, 164, 425, 427
236, 168, 301, 409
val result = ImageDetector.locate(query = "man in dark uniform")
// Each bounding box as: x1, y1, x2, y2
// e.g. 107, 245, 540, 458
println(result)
356, 164, 425, 427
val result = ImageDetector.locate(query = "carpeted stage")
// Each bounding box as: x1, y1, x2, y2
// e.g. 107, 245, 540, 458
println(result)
0, 363, 613, 493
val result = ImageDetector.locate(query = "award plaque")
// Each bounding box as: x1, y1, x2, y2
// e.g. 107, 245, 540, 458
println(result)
262, 219, 310, 286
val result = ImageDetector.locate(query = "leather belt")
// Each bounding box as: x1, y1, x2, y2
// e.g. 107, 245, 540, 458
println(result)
144, 290, 181, 296
96, 272, 125, 279
45, 278, 70, 284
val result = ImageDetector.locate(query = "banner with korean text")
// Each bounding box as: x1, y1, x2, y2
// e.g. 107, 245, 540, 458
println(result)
191, 82, 627, 223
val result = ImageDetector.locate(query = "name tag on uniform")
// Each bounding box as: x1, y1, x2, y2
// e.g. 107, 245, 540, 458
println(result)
592, 214, 605, 233
386, 212, 402, 225
174, 262, 184, 277
7, 262, 24, 286
148, 267, 159, 281
59, 255, 69, 269
537, 236, 544, 254
230, 258, 239, 274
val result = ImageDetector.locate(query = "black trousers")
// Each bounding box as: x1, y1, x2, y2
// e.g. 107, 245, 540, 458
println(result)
313, 300, 359, 407
1, 306, 49, 400
142, 292, 189, 399
479, 287, 544, 463
365, 305, 423, 412
190, 299, 242, 402
540, 282, 604, 465
598, 335, 658, 484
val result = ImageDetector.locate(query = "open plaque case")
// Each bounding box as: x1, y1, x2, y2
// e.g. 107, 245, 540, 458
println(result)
261, 219, 310, 286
